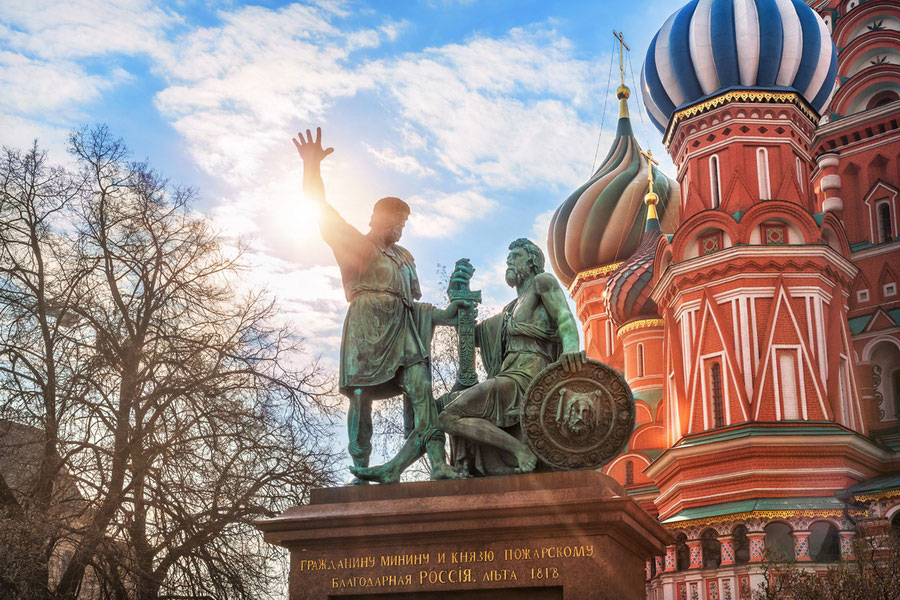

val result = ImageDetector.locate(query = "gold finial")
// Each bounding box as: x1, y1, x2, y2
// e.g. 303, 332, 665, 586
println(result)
640, 149, 660, 217
613, 30, 631, 118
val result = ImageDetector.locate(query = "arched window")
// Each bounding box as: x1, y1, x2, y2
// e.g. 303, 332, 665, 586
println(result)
710, 362, 725, 428
757, 148, 771, 200
866, 90, 900, 110
808, 522, 841, 562
764, 522, 795, 561
701, 529, 722, 569
675, 533, 690, 571
796, 157, 804, 193
709, 155, 721, 208
733, 525, 750, 564
637, 343, 645, 378
877, 201, 893, 243
625, 460, 634, 485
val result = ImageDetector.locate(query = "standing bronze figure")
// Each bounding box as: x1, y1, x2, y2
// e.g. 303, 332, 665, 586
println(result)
293, 128, 467, 483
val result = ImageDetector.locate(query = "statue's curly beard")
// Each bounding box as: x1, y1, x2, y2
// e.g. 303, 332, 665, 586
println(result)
505, 266, 529, 288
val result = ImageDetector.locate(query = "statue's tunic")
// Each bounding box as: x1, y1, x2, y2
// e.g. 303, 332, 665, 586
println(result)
320, 205, 433, 399
452, 299, 561, 427
445, 298, 561, 474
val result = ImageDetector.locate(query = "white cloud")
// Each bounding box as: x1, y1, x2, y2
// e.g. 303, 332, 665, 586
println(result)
0, 0, 175, 60
0, 0, 173, 153
406, 189, 497, 238
0, 51, 130, 115
370, 27, 602, 189
0, 1, 617, 370
365, 144, 434, 177
152, 3, 385, 184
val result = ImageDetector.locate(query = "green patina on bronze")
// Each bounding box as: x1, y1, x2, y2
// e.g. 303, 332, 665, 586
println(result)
438, 239, 589, 477
294, 128, 469, 484
293, 127, 630, 485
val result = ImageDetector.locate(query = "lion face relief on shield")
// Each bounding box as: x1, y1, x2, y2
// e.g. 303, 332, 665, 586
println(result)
555, 387, 602, 439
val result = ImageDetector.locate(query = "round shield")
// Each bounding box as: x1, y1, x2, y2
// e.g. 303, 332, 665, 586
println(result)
521, 358, 634, 470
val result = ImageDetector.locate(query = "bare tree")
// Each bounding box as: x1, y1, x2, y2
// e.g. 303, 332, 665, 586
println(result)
753, 530, 900, 600
0, 128, 338, 600
0, 142, 90, 599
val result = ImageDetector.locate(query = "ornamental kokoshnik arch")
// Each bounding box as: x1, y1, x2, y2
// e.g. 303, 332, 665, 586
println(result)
521, 358, 635, 470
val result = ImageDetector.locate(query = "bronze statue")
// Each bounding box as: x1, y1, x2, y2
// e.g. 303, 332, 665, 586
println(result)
438, 239, 585, 476
293, 128, 469, 483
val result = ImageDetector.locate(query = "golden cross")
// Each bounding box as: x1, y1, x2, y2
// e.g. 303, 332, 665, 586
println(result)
613, 30, 630, 87
640, 148, 658, 194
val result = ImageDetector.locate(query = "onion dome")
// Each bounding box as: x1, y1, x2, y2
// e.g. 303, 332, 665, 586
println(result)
641, 0, 838, 134
604, 182, 663, 328
548, 86, 679, 287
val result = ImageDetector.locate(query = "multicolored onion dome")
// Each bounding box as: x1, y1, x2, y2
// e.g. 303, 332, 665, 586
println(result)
605, 213, 662, 329
641, 0, 838, 134
548, 96, 679, 288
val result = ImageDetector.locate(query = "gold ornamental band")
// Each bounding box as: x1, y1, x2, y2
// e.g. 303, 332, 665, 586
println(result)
617, 318, 665, 338
666, 508, 866, 530
568, 261, 626, 293
664, 90, 819, 147
853, 488, 900, 502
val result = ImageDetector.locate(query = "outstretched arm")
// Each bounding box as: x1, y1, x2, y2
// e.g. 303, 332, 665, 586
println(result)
535, 273, 585, 372
292, 127, 334, 207
293, 127, 368, 262
432, 299, 475, 326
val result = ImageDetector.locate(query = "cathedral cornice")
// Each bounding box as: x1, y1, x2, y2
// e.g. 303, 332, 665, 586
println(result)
651, 245, 858, 305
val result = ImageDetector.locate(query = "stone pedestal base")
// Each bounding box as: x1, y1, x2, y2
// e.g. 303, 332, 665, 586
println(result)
257, 470, 670, 600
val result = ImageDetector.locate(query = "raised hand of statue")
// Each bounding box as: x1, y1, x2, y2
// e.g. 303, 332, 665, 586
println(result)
292, 127, 334, 166
447, 258, 475, 295
293, 127, 333, 205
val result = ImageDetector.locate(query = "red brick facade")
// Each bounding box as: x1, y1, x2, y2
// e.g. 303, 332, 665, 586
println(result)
556, 2, 900, 598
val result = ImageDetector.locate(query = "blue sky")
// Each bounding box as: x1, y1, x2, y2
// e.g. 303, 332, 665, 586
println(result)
1, 0, 684, 373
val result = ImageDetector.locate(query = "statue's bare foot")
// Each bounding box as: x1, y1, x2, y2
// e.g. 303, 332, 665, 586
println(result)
350, 476, 370, 486
514, 448, 538, 474
430, 462, 463, 480
350, 464, 401, 484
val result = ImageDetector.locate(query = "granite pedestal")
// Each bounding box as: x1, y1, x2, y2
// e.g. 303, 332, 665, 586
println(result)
257, 470, 670, 600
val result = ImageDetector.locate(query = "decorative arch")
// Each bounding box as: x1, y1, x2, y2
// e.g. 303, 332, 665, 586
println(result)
631, 424, 666, 450
635, 399, 653, 426
843, 46, 900, 78
831, 65, 900, 115
863, 338, 900, 421
833, 0, 900, 47
604, 453, 652, 484
862, 335, 900, 361
651, 237, 674, 288
701, 529, 722, 569
819, 212, 853, 257
732, 524, 750, 564
867, 89, 900, 109
885, 501, 900, 522
764, 521, 795, 561
739, 200, 824, 245
808, 520, 841, 562
670, 210, 740, 262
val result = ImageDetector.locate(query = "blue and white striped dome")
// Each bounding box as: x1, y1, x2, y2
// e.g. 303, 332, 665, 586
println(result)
641, 0, 838, 134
